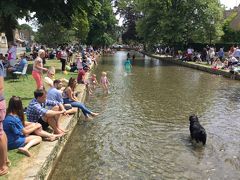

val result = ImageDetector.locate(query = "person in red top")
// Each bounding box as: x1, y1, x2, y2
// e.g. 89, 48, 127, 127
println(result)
77, 68, 86, 84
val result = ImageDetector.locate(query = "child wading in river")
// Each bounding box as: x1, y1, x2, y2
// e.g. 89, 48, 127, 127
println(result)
124, 53, 132, 74
100, 72, 110, 94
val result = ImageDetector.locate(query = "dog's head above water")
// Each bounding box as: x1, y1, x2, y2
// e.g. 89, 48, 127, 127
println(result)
189, 114, 199, 123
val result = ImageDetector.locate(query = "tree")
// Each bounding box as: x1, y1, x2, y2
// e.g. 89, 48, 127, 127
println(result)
114, 0, 141, 44
135, 0, 224, 49
0, 0, 102, 42
34, 22, 75, 48
86, 0, 117, 47
0, 0, 29, 42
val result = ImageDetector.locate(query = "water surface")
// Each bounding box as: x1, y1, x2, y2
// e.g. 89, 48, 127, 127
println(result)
50, 51, 240, 180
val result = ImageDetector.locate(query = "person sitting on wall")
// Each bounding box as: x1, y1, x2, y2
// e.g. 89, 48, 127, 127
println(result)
47, 80, 77, 115
3, 96, 42, 157
26, 89, 67, 135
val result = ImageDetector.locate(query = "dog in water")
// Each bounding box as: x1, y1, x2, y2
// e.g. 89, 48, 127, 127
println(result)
189, 115, 207, 145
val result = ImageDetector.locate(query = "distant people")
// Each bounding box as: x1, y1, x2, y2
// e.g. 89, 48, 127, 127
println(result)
32, 49, 48, 89
26, 89, 67, 134
77, 68, 86, 84
0, 60, 9, 176
60, 46, 68, 73
40, 46, 46, 65
208, 47, 215, 64
63, 78, 99, 120
233, 46, 240, 60
218, 48, 224, 61
7, 42, 17, 67
124, 54, 132, 74
100, 71, 110, 94
187, 47, 193, 61
90, 74, 98, 90
44, 67, 55, 91
8, 52, 27, 73
75, 53, 83, 70
201, 48, 208, 62
3, 96, 42, 157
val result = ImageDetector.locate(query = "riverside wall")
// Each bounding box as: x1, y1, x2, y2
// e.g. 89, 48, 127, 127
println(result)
142, 52, 240, 80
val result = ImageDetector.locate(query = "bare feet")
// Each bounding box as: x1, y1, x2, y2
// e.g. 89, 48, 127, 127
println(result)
91, 112, 99, 117
18, 147, 31, 157
44, 134, 62, 142
0, 167, 9, 176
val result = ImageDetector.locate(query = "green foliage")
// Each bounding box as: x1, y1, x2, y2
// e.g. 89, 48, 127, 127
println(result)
136, 0, 224, 47
18, 24, 34, 33
71, 9, 90, 43
34, 22, 75, 47
86, 0, 117, 47
115, 0, 141, 43
221, 11, 240, 43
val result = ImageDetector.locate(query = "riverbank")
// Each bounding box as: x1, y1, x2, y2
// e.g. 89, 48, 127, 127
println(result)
141, 52, 240, 80
3, 57, 98, 180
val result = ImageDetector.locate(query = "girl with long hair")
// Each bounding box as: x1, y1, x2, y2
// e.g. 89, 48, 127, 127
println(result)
3, 96, 42, 157
63, 78, 98, 120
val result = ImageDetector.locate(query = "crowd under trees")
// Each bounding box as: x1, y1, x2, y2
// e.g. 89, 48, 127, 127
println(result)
0, 0, 239, 48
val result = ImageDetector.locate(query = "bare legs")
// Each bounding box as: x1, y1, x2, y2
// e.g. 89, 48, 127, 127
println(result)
0, 132, 8, 176
18, 135, 42, 157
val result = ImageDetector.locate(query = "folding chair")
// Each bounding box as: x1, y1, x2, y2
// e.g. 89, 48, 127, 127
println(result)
12, 63, 28, 80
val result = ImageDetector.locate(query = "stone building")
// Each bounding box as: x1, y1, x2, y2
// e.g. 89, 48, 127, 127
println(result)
0, 33, 8, 48
224, 5, 240, 31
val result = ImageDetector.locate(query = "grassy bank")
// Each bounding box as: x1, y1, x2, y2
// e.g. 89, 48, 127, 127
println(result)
3, 58, 79, 179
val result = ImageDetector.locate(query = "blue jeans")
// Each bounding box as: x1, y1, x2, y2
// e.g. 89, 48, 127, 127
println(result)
63, 98, 92, 117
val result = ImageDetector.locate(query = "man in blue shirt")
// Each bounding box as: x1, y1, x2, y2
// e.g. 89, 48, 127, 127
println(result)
8, 53, 27, 73
47, 80, 77, 114
26, 89, 67, 134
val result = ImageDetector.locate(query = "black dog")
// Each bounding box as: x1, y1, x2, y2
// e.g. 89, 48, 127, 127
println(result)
189, 115, 207, 145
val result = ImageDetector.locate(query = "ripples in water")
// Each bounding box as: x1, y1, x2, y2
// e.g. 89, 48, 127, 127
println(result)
50, 52, 240, 180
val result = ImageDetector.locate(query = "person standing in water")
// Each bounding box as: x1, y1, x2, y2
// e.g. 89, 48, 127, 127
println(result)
124, 53, 132, 74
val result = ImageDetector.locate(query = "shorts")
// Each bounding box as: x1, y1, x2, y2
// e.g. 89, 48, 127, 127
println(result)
38, 117, 49, 130
0, 100, 6, 137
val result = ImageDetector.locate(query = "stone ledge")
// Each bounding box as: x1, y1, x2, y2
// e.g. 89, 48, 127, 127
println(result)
24, 84, 86, 180
142, 52, 240, 80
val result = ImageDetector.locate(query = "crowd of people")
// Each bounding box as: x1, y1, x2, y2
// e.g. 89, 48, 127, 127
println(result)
155, 45, 240, 78
0, 44, 111, 176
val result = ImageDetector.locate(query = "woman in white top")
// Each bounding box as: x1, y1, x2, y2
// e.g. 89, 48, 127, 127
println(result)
60, 47, 68, 72
32, 49, 48, 89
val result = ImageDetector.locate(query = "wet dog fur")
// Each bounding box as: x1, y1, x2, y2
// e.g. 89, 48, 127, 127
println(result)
189, 115, 207, 145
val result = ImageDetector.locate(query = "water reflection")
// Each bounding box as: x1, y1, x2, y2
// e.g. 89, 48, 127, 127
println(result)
50, 51, 240, 180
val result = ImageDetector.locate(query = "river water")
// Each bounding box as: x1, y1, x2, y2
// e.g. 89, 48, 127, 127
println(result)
50, 51, 240, 180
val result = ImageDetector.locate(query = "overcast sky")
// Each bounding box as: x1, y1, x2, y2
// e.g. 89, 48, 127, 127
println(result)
220, 0, 240, 9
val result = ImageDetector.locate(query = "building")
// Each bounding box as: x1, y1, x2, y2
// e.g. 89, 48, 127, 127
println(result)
224, 5, 240, 31
0, 33, 8, 48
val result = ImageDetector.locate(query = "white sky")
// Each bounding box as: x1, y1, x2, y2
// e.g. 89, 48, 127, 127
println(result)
220, 0, 240, 9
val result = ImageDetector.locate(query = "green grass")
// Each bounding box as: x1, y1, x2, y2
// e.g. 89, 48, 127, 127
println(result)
2, 59, 78, 176
4, 59, 78, 107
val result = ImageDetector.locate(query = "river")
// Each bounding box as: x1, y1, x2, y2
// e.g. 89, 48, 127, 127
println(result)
50, 51, 240, 180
